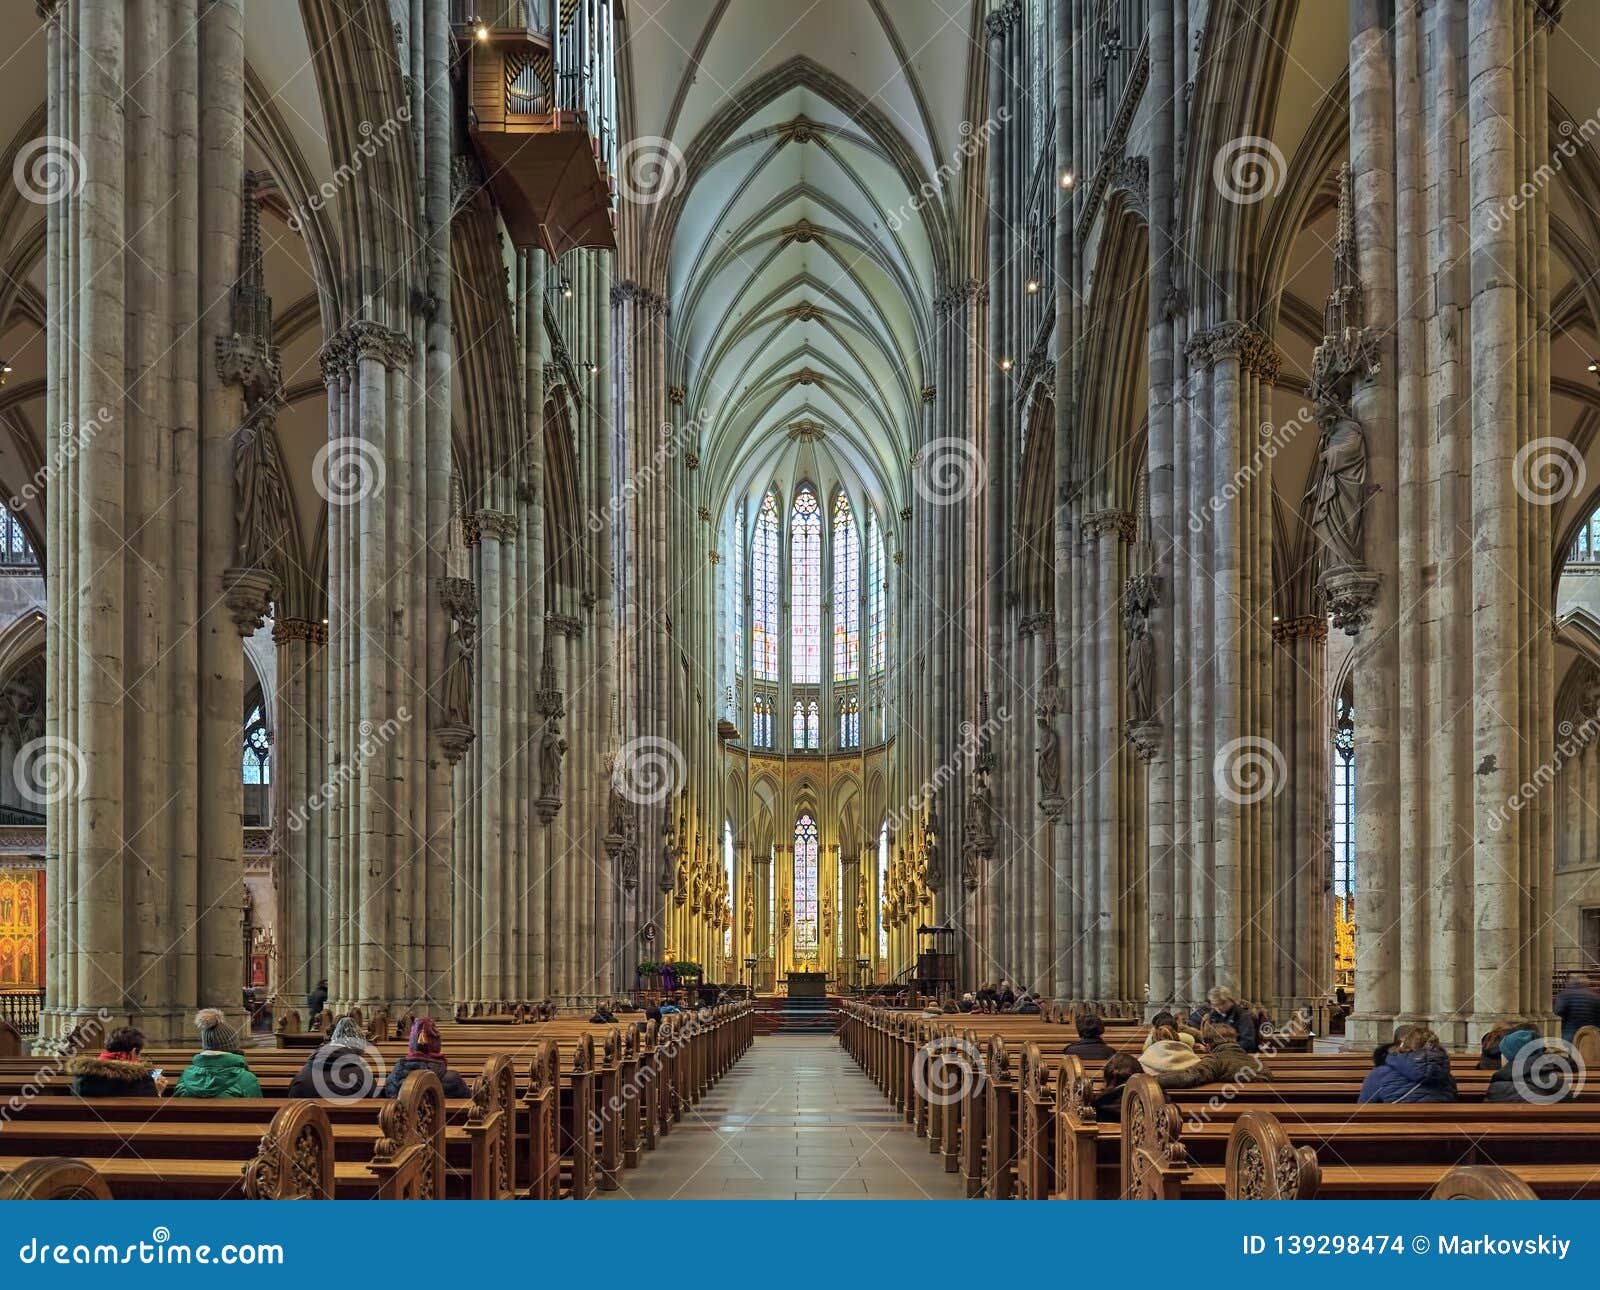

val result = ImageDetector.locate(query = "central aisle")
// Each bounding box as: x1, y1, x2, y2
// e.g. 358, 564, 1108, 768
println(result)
600, 1034, 968, 1199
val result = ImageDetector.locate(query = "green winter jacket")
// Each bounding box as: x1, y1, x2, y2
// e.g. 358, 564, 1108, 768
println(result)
173, 1050, 262, 1099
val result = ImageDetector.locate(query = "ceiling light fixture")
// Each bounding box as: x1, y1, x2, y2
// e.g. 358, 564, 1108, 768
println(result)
1025, 279, 1039, 294
1590, 359, 1599, 374
1059, 170, 1074, 188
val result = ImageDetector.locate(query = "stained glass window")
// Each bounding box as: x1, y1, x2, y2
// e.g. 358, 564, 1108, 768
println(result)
805, 700, 820, 750
0, 507, 37, 567
733, 509, 745, 677
877, 821, 888, 961
868, 509, 886, 676
243, 702, 270, 785
792, 700, 806, 750
833, 490, 860, 682
839, 690, 860, 748
794, 813, 819, 955
752, 694, 773, 749
1571, 505, 1600, 562
1333, 686, 1354, 902
790, 485, 822, 683
753, 490, 780, 681
723, 821, 735, 958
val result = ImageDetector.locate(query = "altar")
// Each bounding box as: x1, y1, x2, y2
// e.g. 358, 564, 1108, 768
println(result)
784, 971, 828, 999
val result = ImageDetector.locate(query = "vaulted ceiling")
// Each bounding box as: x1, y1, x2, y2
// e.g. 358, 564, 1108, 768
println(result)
620, 0, 985, 528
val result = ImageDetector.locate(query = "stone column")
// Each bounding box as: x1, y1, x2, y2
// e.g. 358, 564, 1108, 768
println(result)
1272, 615, 1331, 1023
40, 0, 248, 1043
273, 619, 329, 1012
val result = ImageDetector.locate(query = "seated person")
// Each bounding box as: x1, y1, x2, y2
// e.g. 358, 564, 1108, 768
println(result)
957, 992, 976, 1013
1188, 986, 1259, 1053
996, 982, 1017, 1010
1149, 1010, 1177, 1030
1486, 1028, 1575, 1103
68, 1026, 164, 1098
1137, 1030, 1203, 1080
658, 997, 682, 1015
1092, 1053, 1141, 1123
1150, 1023, 1269, 1090
1014, 990, 1041, 1015
1358, 1026, 1457, 1104
174, 1009, 263, 1099
288, 1016, 373, 1098
1477, 1023, 1515, 1070
1063, 1012, 1115, 1061
590, 1001, 618, 1024
382, 1016, 470, 1099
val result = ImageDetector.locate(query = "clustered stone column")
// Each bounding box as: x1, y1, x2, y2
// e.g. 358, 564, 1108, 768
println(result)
1346, 0, 1558, 1045
1271, 615, 1331, 1023
1148, 320, 1281, 1008
40, 0, 248, 1043
271, 618, 329, 1012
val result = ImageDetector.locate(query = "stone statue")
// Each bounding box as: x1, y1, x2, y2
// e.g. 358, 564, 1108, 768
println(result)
608, 784, 632, 837
1305, 396, 1371, 572
1035, 704, 1060, 797
1123, 574, 1158, 725
440, 611, 477, 729
538, 718, 567, 795
233, 415, 292, 579
743, 886, 754, 936
1126, 615, 1155, 723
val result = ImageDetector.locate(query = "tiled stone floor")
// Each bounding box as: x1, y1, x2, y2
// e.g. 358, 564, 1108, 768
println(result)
598, 1034, 968, 1199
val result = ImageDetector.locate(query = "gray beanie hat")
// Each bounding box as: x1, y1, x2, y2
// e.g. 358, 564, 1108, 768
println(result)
195, 1007, 240, 1053
328, 1016, 367, 1050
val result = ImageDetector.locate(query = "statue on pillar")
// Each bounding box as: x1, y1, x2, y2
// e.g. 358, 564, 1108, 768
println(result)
538, 718, 567, 795
1034, 703, 1061, 798
1306, 162, 1382, 635
435, 578, 479, 763
1123, 573, 1160, 760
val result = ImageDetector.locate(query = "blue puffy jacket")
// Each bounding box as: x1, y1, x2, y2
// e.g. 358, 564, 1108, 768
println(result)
1358, 1046, 1457, 1103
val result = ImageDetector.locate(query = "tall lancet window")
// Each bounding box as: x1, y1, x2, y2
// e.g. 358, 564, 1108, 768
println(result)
794, 813, 819, 955
868, 509, 886, 676
877, 821, 888, 960
752, 490, 780, 681
732, 508, 745, 677
752, 695, 774, 749
1332, 683, 1356, 992
832, 489, 860, 682
723, 821, 735, 958
790, 485, 822, 683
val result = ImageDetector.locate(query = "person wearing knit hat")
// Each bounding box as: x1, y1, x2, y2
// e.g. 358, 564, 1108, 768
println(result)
381, 1015, 470, 1099
288, 1015, 378, 1100
1487, 1027, 1574, 1103
173, 1009, 263, 1099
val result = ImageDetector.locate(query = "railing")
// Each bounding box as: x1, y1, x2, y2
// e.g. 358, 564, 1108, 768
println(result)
0, 989, 41, 1036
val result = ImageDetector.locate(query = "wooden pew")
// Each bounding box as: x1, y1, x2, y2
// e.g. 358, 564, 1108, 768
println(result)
0, 1157, 113, 1199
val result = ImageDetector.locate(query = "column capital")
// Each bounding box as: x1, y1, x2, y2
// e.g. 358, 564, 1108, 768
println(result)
1081, 508, 1136, 544
272, 617, 329, 646
1271, 614, 1328, 644
463, 509, 518, 546
1184, 320, 1281, 382
318, 319, 414, 383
